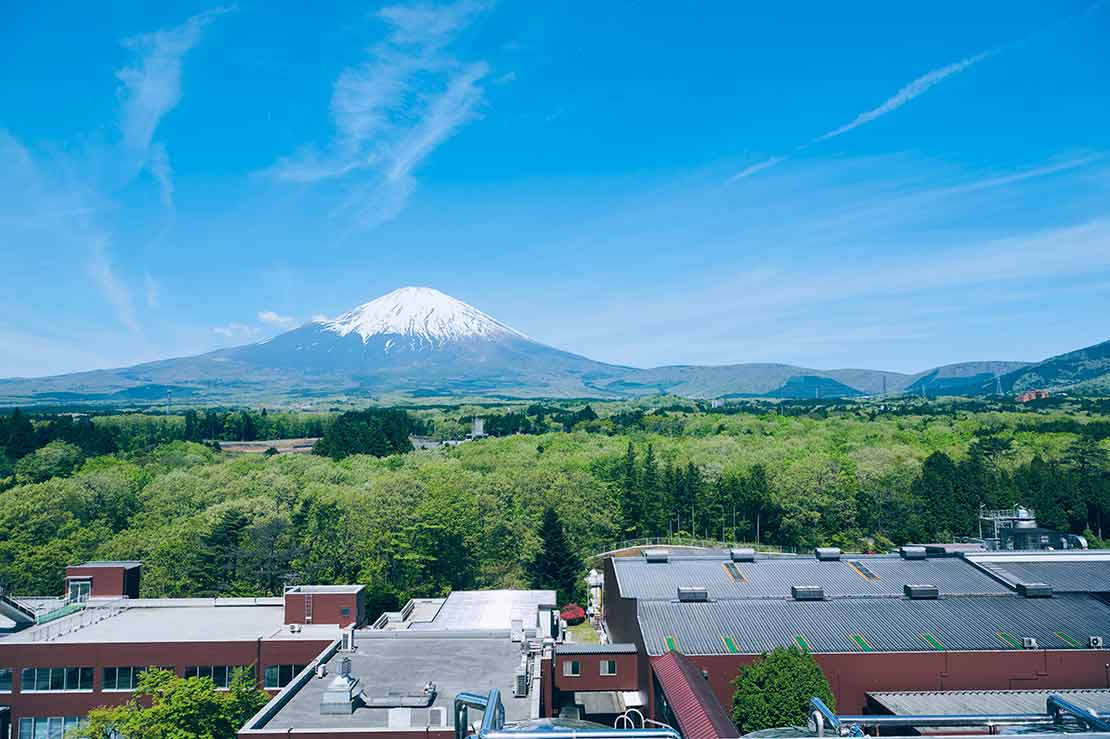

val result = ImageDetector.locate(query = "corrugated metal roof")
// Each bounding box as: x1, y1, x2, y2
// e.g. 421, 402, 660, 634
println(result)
637, 593, 1110, 656
557, 643, 638, 654
652, 651, 740, 738
612, 554, 1011, 601
868, 689, 1110, 716
975, 561, 1110, 593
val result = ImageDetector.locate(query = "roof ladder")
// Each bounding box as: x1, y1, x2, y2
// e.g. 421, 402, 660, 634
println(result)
304, 593, 313, 623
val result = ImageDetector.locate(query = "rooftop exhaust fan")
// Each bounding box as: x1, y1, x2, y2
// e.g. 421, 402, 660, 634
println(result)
730, 548, 756, 562
1089, 636, 1104, 648
903, 583, 939, 600
899, 546, 927, 560
644, 549, 669, 563
815, 547, 841, 562
1017, 582, 1053, 598
1021, 637, 1039, 649
791, 585, 825, 601
677, 586, 709, 602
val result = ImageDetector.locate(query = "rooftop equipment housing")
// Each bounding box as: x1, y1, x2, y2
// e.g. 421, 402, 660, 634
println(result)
730, 548, 756, 562
1017, 582, 1054, 598
899, 546, 927, 560
644, 549, 670, 563
903, 583, 939, 600
677, 586, 709, 602
815, 547, 842, 562
791, 585, 825, 601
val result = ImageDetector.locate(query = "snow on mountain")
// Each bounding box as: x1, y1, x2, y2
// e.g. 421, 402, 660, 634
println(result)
318, 286, 528, 348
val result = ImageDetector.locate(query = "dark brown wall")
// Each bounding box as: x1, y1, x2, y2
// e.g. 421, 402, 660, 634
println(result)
64, 566, 140, 599
680, 650, 1110, 716
0, 638, 330, 726
554, 652, 639, 691
284, 592, 363, 627
601, 557, 656, 718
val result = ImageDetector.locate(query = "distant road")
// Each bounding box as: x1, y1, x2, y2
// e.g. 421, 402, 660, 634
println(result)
213, 437, 320, 454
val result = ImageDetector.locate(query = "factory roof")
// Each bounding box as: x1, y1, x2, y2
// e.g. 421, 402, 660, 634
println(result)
867, 689, 1110, 716
249, 632, 533, 732
0, 598, 339, 644
612, 553, 1011, 601
636, 593, 1110, 656
407, 589, 555, 631
966, 552, 1110, 593
652, 651, 740, 739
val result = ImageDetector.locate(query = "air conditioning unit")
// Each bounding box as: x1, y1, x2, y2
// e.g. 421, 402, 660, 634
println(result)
1090, 636, 1105, 648
1021, 637, 1038, 649
677, 586, 709, 602
315, 663, 328, 679
513, 669, 529, 698
340, 629, 355, 651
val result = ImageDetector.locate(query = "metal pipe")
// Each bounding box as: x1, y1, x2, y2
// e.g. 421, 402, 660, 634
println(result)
455, 689, 680, 739
1048, 694, 1110, 732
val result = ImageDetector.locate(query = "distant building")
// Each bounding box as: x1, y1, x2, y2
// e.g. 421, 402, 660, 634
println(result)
1019, 389, 1051, 403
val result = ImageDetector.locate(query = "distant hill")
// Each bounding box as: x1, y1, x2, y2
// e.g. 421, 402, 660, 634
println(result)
0, 287, 1105, 405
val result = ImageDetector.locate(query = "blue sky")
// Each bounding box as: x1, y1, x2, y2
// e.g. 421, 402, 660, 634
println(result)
2, 1, 1108, 377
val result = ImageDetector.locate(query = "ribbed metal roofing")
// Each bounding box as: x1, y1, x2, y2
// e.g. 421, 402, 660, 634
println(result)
556, 643, 638, 654
868, 689, 1110, 716
612, 554, 1011, 600
975, 561, 1110, 593
652, 651, 740, 738
636, 593, 1110, 656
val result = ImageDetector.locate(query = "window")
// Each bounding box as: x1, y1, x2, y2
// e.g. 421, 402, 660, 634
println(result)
185, 665, 250, 688
0, 667, 12, 692
562, 660, 580, 677
20, 667, 93, 691
340, 607, 350, 616
104, 666, 152, 691
66, 579, 91, 603
18, 717, 85, 739
264, 664, 307, 689
600, 659, 617, 676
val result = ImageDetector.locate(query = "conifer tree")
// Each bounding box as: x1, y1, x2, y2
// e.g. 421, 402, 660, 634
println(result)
528, 508, 582, 606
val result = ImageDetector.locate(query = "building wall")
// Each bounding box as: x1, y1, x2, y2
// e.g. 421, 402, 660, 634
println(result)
64, 566, 140, 599
284, 592, 363, 628
602, 557, 656, 718
0, 638, 331, 728
680, 650, 1110, 717
553, 651, 639, 691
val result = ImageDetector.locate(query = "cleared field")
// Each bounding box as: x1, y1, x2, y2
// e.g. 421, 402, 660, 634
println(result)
214, 437, 319, 454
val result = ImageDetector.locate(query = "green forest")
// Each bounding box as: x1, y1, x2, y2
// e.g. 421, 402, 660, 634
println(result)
1, 398, 1108, 613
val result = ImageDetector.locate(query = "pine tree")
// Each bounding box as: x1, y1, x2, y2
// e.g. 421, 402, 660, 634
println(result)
619, 443, 642, 538
528, 508, 582, 606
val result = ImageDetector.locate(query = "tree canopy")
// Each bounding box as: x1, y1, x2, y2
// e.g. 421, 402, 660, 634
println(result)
731, 646, 835, 733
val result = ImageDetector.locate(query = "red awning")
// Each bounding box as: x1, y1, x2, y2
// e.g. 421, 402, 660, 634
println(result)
651, 651, 740, 739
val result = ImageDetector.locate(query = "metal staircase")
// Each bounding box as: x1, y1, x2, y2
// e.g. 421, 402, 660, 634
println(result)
0, 588, 37, 628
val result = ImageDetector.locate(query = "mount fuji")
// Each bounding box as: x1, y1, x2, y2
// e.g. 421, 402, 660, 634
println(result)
2, 287, 633, 403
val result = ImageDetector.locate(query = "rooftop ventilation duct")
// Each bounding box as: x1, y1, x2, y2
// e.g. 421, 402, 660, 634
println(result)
320, 658, 361, 715
677, 586, 709, 602
362, 681, 437, 708
730, 548, 756, 562
899, 546, 927, 560
815, 547, 841, 562
1017, 582, 1053, 598
644, 549, 669, 563
903, 583, 939, 600
791, 585, 824, 601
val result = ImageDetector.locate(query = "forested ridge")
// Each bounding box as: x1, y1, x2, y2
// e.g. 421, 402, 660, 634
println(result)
1, 400, 1107, 613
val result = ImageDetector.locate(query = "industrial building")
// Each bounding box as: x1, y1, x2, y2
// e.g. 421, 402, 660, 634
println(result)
602, 546, 1110, 720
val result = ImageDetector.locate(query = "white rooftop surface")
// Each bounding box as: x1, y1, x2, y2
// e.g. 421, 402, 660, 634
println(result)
2, 599, 340, 644
410, 589, 555, 631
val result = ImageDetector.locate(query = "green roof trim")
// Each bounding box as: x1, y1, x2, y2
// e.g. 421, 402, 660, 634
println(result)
794, 634, 811, 651
1055, 630, 1081, 648
722, 635, 740, 654
849, 633, 874, 652
996, 631, 1022, 649
919, 632, 946, 651
664, 635, 678, 652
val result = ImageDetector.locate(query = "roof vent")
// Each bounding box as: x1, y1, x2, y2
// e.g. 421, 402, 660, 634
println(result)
644, 549, 669, 563
904, 583, 939, 600
1089, 636, 1104, 648
791, 585, 824, 601
1017, 582, 1053, 598
320, 659, 360, 715
730, 548, 756, 562
900, 546, 927, 560
1021, 637, 1039, 649
677, 586, 709, 602
815, 547, 841, 561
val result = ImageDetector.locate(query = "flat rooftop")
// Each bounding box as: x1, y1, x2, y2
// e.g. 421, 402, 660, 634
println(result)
377, 590, 555, 632
966, 551, 1110, 594
255, 632, 533, 732
286, 585, 365, 594
1, 598, 339, 644
868, 688, 1110, 716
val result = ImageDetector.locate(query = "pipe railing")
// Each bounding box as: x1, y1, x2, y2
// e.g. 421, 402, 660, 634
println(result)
454, 688, 680, 739
810, 695, 1110, 737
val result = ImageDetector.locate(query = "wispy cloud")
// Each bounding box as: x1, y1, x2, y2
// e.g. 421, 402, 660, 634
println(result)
116, 6, 231, 205
258, 310, 298, 329
727, 48, 996, 182
87, 239, 140, 334
815, 50, 996, 142
144, 272, 161, 309
212, 322, 260, 339
266, 1, 492, 228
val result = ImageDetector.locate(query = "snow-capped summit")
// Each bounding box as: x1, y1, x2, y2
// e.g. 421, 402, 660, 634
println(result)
319, 287, 527, 347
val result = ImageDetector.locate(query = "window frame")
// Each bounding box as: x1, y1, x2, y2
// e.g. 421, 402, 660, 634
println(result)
600, 659, 617, 676
0, 666, 12, 692
19, 666, 93, 692
562, 660, 581, 677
